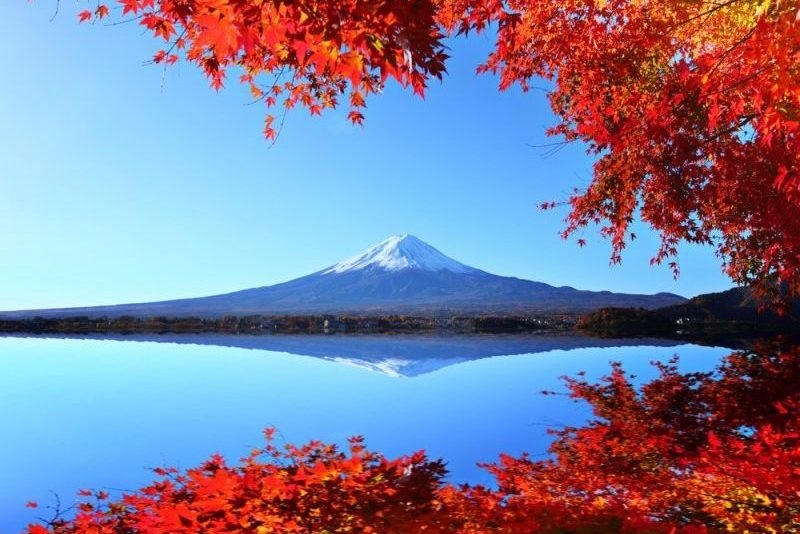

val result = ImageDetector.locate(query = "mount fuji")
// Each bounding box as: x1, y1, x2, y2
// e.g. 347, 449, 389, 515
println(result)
0, 234, 685, 318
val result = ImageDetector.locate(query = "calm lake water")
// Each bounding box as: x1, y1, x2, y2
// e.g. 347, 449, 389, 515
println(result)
0, 334, 732, 532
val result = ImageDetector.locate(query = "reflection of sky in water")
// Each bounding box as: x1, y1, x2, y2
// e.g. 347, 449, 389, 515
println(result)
0, 335, 730, 531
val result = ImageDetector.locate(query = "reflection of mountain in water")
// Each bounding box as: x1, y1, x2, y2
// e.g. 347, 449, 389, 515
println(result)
3, 333, 697, 377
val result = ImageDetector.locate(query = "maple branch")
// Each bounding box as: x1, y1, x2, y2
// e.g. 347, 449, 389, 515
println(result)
704, 61, 775, 98
701, 457, 778, 499
35, 491, 77, 528
103, 14, 146, 27
671, 0, 743, 29
269, 71, 299, 147
164, 28, 187, 58
527, 139, 574, 159
245, 66, 287, 106
703, 113, 757, 144
681, 486, 773, 510
542, 142, 571, 159
49, 0, 60, 22
526, 140, 572, 148
705, 25, 759, 80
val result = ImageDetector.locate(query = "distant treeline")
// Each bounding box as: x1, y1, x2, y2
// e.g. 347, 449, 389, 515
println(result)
576, 285, 800, 344
0, 314, 580, 335
577, 306, 800, 343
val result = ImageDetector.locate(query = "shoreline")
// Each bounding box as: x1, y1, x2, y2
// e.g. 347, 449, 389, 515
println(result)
0, 313, 793, 352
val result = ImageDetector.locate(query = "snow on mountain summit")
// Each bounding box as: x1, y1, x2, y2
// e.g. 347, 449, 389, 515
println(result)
323, 234, 477, 274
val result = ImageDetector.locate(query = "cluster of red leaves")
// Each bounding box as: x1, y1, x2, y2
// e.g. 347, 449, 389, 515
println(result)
437, 0, 800, 305
77, 0, 448, 139
26, 346, 800, 533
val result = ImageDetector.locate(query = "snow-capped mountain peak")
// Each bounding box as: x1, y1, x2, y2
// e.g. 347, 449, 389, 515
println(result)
0, 235, 688, 319
323, 234, 477, 274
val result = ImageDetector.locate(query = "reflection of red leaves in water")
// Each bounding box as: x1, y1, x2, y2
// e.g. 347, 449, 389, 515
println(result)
27, 346, 800, 533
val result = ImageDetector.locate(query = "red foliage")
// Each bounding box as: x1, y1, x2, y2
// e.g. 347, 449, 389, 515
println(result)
76, 0, 448, 141
26, 346, 800, 533
437, 0, 800, 304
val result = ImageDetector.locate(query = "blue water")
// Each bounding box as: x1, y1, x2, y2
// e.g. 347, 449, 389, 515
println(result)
0, 334, 731, 532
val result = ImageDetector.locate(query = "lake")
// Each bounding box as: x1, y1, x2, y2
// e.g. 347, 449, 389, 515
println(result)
0, 333, 732, 532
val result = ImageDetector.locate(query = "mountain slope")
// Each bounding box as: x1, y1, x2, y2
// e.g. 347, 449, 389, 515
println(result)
658, 286, 800, 323
0, 234, 686, 318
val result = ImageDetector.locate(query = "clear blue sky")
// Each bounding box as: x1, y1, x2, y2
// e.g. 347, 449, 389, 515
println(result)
0, 2, 732, 310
